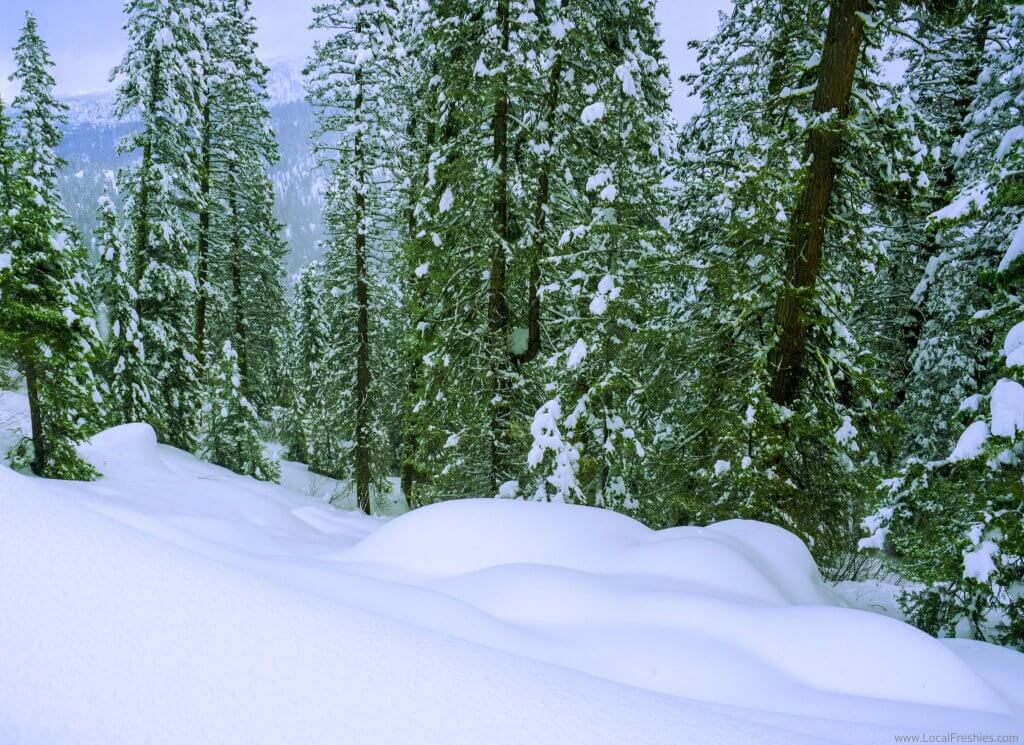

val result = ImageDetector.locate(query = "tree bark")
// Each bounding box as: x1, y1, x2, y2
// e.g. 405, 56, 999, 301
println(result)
767, 0, 869, 405
514, 0, 563, 368
353, 47, 372, 516
488, 0, 513, 491
228, 165, 249, 393
195, 97, 212, 379
21, 352, 45, 476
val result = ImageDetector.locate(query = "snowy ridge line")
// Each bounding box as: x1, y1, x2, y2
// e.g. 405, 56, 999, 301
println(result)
60, 59, 307, 127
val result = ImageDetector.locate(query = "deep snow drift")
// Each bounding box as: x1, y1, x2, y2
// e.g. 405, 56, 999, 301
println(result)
0, 402, 1022, 744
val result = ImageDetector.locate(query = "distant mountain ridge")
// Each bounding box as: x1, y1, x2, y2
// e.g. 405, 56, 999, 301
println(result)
61, 57, 308, 126
56, 59, 323, 280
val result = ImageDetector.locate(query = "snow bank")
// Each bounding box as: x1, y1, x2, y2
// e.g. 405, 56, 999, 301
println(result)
2, 465, 807, 745
945, 639, 1024, 714
343, 500, 1007, 714
1, 413, 1022, 743
346, 501, 833, 605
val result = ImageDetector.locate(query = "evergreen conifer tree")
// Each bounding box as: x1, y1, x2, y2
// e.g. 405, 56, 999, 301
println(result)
94, 192, 151, 428
1, 13, 102, 479
111, 0, 204, 449
896, 3, 997, 459
197, 0, 286, 479
659, 0, 926, 557
526, 0, 672, 509
205, 339, 280, 481
863, 4, 1024, 648
304, 0, 401, 511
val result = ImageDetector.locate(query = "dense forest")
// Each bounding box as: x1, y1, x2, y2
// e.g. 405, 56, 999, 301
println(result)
0, 0, 1022, 652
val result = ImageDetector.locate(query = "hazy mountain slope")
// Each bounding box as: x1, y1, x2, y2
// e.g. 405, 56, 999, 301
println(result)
55, 59, 324, 280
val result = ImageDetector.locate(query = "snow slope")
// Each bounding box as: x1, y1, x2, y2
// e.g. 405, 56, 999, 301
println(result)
1, 411, 1022, 744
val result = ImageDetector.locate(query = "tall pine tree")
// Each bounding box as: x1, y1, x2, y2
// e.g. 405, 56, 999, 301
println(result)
864, 3, 1024, 649
1, 13, 102, 479
660, 0, 927, 558
304, 0, 400, 511
111, 0, 203, 450
197, 0, 285, 480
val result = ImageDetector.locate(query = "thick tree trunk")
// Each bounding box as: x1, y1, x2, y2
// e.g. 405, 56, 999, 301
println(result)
195, 98, 212, 379
488, 0, 513, 491
21, 352, 45, 476
767, 0, 869, 405
353, 57, 372, 516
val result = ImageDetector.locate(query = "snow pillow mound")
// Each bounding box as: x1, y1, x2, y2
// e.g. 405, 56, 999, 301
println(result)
343, 499, 1009, 715
80, 423, 167, 472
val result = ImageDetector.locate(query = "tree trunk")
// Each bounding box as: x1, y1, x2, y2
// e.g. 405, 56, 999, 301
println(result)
195, 97, 212, 379
767, 0, 869, 405
514, 0, 563, 368
127, 52, 161, 425
488, 0, 513, 491
400, 193, 421, 509
353, 48, 372, 516
21, 352, 45, 476
895, 14, 991, 404
400, 103, 437, 509
228, 166, 249, 393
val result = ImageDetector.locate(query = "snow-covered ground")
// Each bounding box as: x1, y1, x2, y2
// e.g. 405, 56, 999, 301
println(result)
1, 391, 1022, 744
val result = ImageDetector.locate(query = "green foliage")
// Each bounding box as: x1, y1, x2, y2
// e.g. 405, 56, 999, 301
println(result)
654, 0, 923, 561
203, 340, 279, 482
299, 0, 400, 502
864, 3, 1024, 649
110, 0, 205, 450
0, 14, 102, 480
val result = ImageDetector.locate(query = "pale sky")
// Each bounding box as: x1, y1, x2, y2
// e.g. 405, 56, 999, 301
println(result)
0, 1, 731, 121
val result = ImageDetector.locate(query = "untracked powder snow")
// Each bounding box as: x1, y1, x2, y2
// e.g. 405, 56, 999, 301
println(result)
0, 399, 1022, 744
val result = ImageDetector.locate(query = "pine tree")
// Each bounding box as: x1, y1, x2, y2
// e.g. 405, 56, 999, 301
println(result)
0, 95, 16, 316
896, 3, 996, 459
863, 4, 1024, 649
195, 0, 287, 479
304, 0, 400, 512
278, 262, 327, 465
526, 0, 673, 509
111, 0, 203, 450
0, 13, 102, 479
399, 0, 673, 508
204, 339, 280, 481
659, 0, 927, 557
398, 0, 534, 501
0, 96, 21, 391
94, 192, 151, 428
393, 9, 433, 508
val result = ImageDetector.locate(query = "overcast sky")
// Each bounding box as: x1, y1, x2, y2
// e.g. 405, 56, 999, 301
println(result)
0, 1, 731, 121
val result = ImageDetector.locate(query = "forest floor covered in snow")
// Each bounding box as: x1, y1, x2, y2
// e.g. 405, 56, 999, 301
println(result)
1, 390, 1023, 745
